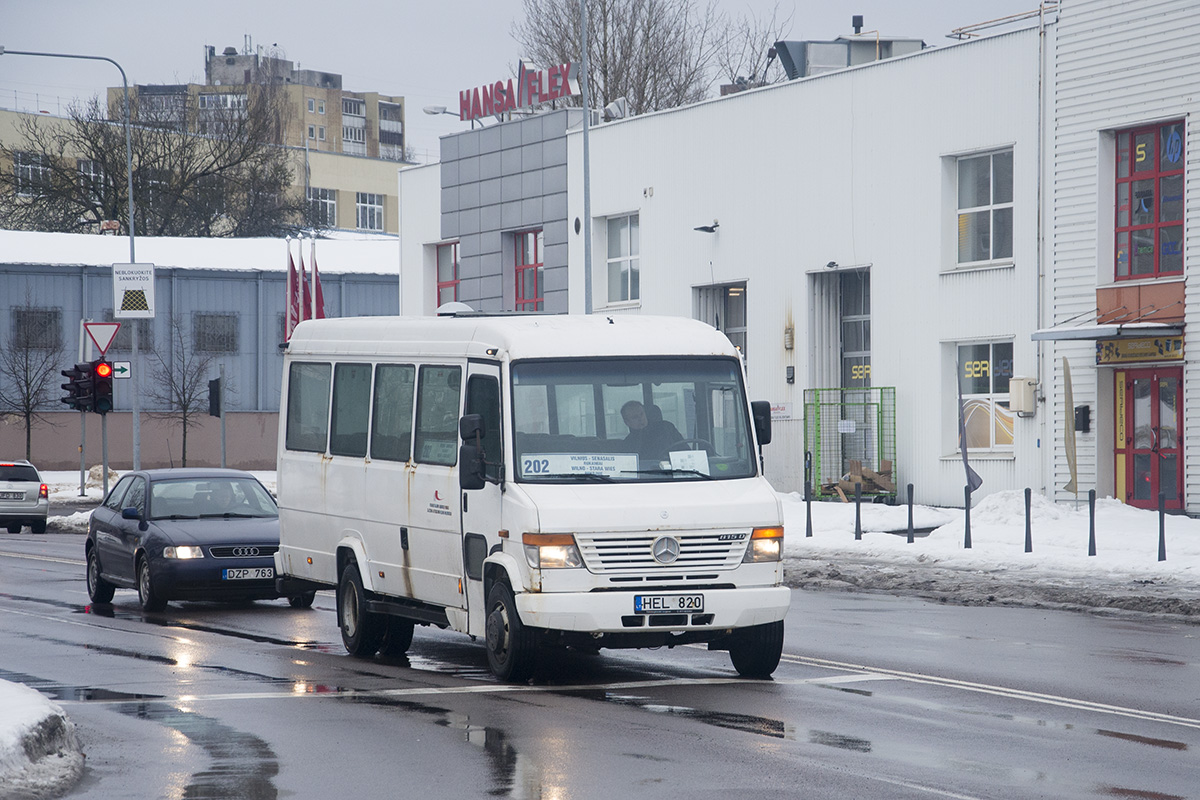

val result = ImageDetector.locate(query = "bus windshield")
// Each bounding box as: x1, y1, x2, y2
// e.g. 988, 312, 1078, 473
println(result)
511, 357, 757, 483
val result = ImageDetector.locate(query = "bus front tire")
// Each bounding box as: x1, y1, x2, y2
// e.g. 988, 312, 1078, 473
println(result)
485, 581, 537, 682
338, 563, 383, 657
728, 620, 784, 678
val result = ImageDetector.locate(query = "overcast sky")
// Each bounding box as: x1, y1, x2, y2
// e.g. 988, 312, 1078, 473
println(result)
2, 0, 1039, 162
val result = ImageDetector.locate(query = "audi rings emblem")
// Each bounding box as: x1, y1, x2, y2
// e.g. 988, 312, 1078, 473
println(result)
651, 536, 680, 565
231, 546, 260, 557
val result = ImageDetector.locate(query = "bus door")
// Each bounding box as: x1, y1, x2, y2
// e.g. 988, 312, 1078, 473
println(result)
461, 361, 504, 632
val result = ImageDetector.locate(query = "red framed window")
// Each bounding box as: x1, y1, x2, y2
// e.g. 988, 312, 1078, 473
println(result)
1116, 121, 1185, 279
514, 230, 544, 311
436, 242, 459, 306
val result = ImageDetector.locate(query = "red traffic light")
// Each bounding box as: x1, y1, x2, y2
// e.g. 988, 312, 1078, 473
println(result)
94, 362, 113, 378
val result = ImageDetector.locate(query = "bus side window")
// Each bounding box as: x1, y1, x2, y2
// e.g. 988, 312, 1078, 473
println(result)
466, 375, 502, 481
371, 364, 415, 461
286, 362, 332, 453
414, 365, 462, 466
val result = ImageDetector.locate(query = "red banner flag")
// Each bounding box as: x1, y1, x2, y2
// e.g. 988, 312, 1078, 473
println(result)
286, 251, 301, 341
298, 249, 312, 323
310, 241, 326, 320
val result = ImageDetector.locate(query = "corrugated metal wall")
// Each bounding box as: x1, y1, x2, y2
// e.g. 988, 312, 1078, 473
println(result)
1050, 0, 1200, 509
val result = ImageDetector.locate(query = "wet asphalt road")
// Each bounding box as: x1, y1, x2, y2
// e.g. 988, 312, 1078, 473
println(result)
2, 533, 1198, 800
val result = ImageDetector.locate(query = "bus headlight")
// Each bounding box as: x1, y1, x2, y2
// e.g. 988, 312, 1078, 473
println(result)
743, 527, 783, 562
522, 533, 583, 569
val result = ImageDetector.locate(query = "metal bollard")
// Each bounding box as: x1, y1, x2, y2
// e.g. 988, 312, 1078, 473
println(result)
906, 483, 915, 544
805, 480, 813, 538
1088, 489, 1096, 556
854, 482, 862, 541
1158, 492, 1167, 562
1024, 488, 1033, 553
963, 485, 972, 549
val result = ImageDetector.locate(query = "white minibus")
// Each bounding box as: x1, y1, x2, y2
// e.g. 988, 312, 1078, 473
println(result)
275, 312, 790, 680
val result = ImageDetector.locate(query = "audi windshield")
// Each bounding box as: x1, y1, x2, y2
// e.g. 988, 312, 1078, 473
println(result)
511, 357, 757, 483
148, 477, 278, 520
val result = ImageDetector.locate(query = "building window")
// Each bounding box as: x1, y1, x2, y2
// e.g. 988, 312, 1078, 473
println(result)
308, 125, 316, 140
606, 213, 639, 303
356, 192, 383, 231
78, 159, 106, 205
14, 151, 51, 197
957, 150, 1013, 264
193, 313, 239, 353
437, 242, 460, 306
11, 307, 61, 350
318, 100, 325, 115
514, 230, 544, 311
957, 341, 1013, 451
342, 98, 365, 117
841, 271, 871, 386
1116, 121, 1185, 278
695, 283, 746, 358
308, 187, 336, 227
198, 93, 246, 110
343, 126, 365, 144
103, 309, 153, 352
318, 126, 326, 141
307, 98, 315, 113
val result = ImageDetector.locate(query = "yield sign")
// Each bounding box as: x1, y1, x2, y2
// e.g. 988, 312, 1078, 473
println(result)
85, 322, 121, 355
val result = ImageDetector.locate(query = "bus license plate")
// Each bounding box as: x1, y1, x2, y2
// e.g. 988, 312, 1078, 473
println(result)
223, 567, 273, 580
635, 594, 703, 614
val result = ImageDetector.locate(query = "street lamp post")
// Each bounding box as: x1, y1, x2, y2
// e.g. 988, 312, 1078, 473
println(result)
0, 46, 142, 469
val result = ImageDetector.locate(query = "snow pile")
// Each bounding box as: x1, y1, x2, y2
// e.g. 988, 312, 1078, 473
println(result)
0, 681, 83, 797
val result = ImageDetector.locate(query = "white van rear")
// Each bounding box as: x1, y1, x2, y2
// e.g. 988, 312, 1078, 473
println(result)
275, 313, 790, 680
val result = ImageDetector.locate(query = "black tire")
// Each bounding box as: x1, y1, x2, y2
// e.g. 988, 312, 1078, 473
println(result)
728, 620, 785, 678
31, 519, 47, 535
337, 563, 383, 657
484, 581, 537, 682
137, 556, 167, 612
379, 616, 415, 656
6, 524, 21, 534
86, 547, 115, 604
288, 591, 316, 609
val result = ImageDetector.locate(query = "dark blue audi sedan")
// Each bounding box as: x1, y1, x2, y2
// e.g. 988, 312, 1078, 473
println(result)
85, 468, 315, 612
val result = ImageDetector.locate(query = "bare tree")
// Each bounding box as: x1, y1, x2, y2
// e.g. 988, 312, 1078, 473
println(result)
512, 0, 726, 116
0, 291, 67, 460
145, 314, 218, 468
0, 85, 304, 238
714, 3, 793, 90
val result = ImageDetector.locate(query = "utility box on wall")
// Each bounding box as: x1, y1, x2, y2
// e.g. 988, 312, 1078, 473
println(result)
1009, 377, 1037, 415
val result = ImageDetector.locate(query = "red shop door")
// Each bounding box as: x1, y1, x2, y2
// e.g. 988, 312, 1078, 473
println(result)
1120, 367, 1183, 510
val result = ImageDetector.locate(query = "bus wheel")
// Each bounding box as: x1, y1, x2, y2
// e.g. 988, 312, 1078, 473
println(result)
338, 563, 383, 657
728, 620, 784, 678
379, 616, 415, 656
485, 581, 537, 682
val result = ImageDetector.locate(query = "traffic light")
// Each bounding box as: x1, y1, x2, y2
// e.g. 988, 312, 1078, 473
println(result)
92, 359, 114, 414
60, 362, 94, 412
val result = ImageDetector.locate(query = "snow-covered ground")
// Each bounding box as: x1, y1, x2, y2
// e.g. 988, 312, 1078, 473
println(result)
4, 471, 1198, 795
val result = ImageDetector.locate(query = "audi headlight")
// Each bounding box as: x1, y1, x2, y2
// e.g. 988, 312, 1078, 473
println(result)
743, 527, 783, 563
163, 546, 205, 559
522, 533, 583, 569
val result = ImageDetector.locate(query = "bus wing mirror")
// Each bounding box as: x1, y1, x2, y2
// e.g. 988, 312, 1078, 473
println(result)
750, 400, 772, 446
459, 413, 485, 441
459, 414, 487, 490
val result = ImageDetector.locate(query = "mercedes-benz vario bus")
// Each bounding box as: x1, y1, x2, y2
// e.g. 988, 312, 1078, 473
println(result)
275, 312, 789, 681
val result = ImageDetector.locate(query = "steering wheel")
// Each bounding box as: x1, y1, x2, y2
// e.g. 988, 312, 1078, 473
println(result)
669, 438, 715, 453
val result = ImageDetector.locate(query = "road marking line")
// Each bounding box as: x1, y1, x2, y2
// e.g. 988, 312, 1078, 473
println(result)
0, 550, 84, 566
782, 653, 1200, 729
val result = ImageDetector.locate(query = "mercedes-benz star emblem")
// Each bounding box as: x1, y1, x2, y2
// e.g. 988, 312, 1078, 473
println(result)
651, 536, 680, 564
231, 546, 260, 557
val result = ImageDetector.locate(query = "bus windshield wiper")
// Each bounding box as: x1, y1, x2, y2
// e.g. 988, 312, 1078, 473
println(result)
532, 472, 617, 483
624, 468, 713, 480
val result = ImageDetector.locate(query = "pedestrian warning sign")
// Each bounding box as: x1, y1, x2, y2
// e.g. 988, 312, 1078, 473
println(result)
112, 263, 156, 319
